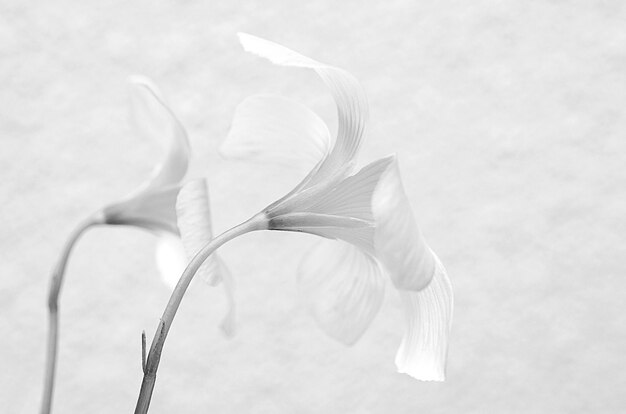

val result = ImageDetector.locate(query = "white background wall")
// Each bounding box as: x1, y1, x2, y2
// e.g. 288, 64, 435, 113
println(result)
1, 1, 625, 412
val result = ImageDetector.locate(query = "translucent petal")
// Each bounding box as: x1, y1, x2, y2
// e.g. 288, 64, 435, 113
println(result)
176, 179, 237, 337
238, 33, 368, 188
270, 156, 394, 222
221, 94, 331, 172
128, 76, 190, 191
305, 156, 394, 220
373, 157, 436, 291
155, 233, 188, 289
176, 179, 221, 285
395, 251, 453, 381
298, 241, 385, 345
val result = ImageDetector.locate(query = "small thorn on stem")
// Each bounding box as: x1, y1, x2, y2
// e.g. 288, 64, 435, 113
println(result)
141, 330, 147, 374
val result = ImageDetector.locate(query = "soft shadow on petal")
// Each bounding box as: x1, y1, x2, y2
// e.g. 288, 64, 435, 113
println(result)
298, 241, 385, 345
176, 179, 237, 337
128, 76, 190, 191
395, 251, 453, 381
373, 157, 436, 291
238, 33, 368, 188
155, 233, 188, 289
221, 94, 331, 172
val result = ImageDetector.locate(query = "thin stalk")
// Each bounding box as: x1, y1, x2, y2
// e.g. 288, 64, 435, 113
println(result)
134, 214, 267, 414
41, 214, 104, 414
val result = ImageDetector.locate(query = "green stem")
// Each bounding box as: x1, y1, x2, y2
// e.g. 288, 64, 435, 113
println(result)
41, 214, 104, 414
134, 214, 267, 414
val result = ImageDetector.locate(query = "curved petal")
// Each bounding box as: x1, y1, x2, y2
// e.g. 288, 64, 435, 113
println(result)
155, 233, 188, 289
298, 241, 385, 345
221, 94, 331, 172
395, 251, 453, 381
238, 33, 368, 188
373, 157, 436, 291
176, 179, 236, 337
128, 76, 190, 191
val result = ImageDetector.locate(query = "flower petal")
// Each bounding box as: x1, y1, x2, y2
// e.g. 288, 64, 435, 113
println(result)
268, 156, 395, 253
128, 76, 190, 190
176, 179, 237, 337
373, 157, 436, 291
238, 33, 368, 188
395, 251, 453, 381
221, 94, 331, 173
155, 233, 188, 289
270, 156, 394, 222
298, 241, 385, 345
305, 155, 395, 220
176, 179, 221, 285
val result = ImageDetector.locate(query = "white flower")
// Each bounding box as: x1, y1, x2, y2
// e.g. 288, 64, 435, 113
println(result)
219, 34, 453, 381
101, 78, 233, 333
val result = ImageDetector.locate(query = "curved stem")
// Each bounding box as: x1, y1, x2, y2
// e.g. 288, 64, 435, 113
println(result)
134, 214, 267, 414
40, 214, 104, 414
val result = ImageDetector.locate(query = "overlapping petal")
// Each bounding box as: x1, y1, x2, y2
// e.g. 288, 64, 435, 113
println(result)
101, 77, 220, 290
221, 94, 331, 172
268, 156, 394, 253
298, 241, 385, 345
227, 34, 453, 381
238, 33, 368, 189
373, 157, 436, 291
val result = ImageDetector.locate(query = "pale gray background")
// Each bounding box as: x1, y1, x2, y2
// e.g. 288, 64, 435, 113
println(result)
1, 1, 625, 413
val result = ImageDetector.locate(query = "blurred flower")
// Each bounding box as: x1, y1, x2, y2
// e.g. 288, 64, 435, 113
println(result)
219, 34, 453, 381
42, 77, 233, 414
101, 78, 232, 333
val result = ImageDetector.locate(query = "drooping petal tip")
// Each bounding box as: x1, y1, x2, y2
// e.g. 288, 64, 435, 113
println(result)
394, 251, 453, 381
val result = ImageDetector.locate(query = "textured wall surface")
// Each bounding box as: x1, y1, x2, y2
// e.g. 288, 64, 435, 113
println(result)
2, 1, 625, 413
